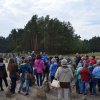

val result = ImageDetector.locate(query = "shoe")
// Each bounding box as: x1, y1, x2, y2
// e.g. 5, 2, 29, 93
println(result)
79, 92, 83, 94
25, 93, 29, 96
1, 88, 4, 91
11, 91, 15, 94
18, 91, 20, 94
84, 93, 87, 95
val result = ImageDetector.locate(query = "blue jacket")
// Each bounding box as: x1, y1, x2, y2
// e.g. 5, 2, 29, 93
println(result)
92, 66, 100, 78
88, 65, 94, 79
19, 63, 32, 78
41, 54, 47, 63
50, 63, 58, 77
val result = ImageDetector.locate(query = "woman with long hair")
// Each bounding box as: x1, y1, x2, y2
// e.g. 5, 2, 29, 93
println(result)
7, 58, 18, 94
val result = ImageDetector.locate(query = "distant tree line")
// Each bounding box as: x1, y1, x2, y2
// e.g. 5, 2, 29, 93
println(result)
0, 15, 100, 54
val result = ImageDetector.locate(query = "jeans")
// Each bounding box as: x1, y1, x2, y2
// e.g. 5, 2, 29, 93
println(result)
19, 77, 30, 94
10, 78, 17, 93
36, 73, 43, 86
50, 76, 55, 83
92, 78, 100, 94
89, 80, 94, 94
78, 79, 83, 93
43, 69, 49, 82
75, 79, 79, 93
81, 81, 89, 94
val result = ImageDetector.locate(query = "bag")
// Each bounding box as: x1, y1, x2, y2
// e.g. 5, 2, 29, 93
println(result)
51, 80, 60, 88
60, 82, 70, 88
25, 72, 32, 80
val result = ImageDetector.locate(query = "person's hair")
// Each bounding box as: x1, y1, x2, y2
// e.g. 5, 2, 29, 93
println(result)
36, 54, 41, 59
84, 63, 88, 67
7, 58, 17, 72
0, 57, 3, 63
86, 55, 89, 58
92, 56, 95, 59
24, 58, 29, 63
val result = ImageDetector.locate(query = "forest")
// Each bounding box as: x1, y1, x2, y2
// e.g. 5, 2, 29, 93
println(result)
0, 15, 100, 54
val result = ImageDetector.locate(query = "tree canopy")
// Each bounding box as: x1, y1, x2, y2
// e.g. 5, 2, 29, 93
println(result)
0, 15, 100, 54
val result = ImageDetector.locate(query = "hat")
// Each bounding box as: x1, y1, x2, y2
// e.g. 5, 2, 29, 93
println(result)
51, 58, 57, 63
59, 55, 63, 60
97, 60, 100, 65
61, 59, 68, 66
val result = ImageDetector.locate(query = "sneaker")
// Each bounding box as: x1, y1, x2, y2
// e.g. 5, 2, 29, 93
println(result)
1, 88, 4, 91
18, 91, 20, 94
11, 91, 15, 94
25, 93, 29, 96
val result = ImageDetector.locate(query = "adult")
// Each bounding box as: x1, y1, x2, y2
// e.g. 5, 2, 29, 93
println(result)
90, 56, 96, 65
88, 62, 94, 94
34, 54, 45, 87
75, 53, 81, 67
55, 59, 73, 100
7, 58, 18, 94
18, 58, 32, 95
92, 61, 100, 94
50, 58, 58, 83
80, 63, 90, 95
75, 62, 83, 94
0, 57, 8, 91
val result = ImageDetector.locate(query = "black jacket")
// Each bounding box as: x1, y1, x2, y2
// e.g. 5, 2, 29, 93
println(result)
0, 63, 8, 78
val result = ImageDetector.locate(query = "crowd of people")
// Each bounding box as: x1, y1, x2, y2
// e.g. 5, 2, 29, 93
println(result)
0, 52, 100, 100
75, 54, 100, 96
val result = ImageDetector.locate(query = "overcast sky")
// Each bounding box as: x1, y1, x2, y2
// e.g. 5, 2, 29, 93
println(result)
0, 0, 100, 40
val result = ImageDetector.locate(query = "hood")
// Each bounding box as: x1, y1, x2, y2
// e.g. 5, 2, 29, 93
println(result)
61, 67, 70, 73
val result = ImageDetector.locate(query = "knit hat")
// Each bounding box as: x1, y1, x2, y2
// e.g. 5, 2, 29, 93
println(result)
61, 59, 68, 66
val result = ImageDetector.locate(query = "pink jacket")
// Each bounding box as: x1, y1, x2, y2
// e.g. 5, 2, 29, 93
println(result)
34, 59, 44, 73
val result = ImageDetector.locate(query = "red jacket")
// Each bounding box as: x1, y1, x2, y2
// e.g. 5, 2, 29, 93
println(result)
80, 67, 90, 81
90, 59, 96, 64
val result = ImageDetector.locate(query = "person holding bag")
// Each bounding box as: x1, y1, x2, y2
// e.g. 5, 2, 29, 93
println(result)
18, 58, 32, 95
55, 59, 73, 100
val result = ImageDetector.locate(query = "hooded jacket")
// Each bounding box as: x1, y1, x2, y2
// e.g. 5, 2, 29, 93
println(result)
80, 67, 90, 81
55, 66, 73, 82
34, 59, 44, 73
50, 63, 58, 77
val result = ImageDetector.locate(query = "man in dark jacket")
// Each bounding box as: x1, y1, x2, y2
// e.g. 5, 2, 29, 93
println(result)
0, 57, 8, 91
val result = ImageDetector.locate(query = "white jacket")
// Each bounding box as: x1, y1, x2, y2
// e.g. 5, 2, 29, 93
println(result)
55, 66, 73, 82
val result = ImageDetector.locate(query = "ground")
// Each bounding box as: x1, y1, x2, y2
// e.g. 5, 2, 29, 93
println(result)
0, 80, 100, 100
0, 62, 100, 100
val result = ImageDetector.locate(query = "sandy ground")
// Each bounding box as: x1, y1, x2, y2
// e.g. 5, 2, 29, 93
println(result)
0, 62, 100, 100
